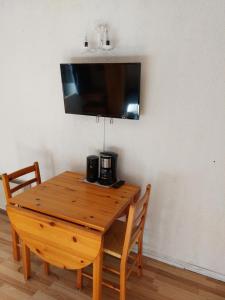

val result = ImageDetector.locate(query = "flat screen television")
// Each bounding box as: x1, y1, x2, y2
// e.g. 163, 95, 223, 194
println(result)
60, 63, 141, 120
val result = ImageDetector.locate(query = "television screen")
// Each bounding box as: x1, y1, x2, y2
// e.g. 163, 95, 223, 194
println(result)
60, 63, 141, 120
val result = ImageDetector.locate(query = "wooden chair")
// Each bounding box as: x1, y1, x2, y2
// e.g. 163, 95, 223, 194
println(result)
2, 162, 42, 261
77, 184, 151, 300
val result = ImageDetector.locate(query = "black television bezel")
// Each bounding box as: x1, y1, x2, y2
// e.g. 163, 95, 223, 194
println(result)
60, 62, 141, 120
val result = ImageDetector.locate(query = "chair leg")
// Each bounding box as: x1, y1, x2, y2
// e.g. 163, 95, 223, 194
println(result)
43, 262, 50, 275
76, 269, 83, 289
22, 242, 31, 280
137, 236, 143, 277
120, 260, 127, 300
11, 227, 20, 261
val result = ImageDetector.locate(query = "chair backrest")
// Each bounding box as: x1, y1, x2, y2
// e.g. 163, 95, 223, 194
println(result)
7, 204, 102, 269
2, 162, 41, 204
122, 184, 151, 258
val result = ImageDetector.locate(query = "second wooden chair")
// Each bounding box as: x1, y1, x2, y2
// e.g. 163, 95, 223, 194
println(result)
77, 184, 151, 300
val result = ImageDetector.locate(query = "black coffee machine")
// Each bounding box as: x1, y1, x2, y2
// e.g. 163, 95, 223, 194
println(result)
86, 155, 99, 183
98, 152, 118, 186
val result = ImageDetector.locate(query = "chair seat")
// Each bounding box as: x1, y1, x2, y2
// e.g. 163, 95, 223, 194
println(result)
104, 220, 126, 259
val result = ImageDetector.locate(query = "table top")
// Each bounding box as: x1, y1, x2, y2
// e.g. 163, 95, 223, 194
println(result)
10, 171, 140, 232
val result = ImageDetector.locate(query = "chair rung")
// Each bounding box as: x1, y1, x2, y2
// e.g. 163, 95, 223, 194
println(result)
10, 178, 37, 193
102, 279, 120, 292
82, 271, 120, 292
129, 232, 142, 254
103, 265, 120, 275
8, 165, 35, 180
128, 253, 136, 260
127, 256, 138, 279
83, 272, 92, 280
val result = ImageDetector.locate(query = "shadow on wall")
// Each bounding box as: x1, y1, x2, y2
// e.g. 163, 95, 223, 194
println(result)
14, 143, 56, 180
146, 172, 191, 258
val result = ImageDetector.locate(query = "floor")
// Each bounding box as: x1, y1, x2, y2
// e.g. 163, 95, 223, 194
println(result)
0, 213, 224, 300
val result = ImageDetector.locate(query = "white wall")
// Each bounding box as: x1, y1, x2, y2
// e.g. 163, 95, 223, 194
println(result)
0, 0, 225, 280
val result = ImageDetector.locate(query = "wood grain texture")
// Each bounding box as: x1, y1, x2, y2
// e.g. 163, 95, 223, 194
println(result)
6, 171, 139, 300
7, 205, 102, 270
0, 212, 224, 300
10, 171, 140, 232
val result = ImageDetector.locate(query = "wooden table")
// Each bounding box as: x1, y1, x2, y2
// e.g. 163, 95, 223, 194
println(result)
7, 171, 140, 300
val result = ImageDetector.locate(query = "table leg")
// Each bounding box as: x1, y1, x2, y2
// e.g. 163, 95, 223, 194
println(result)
43, 262, 50, 275
93, 238, 103, 300
12, 227, 20, 261
22, 242, 30, 280
76, 269, 83, 289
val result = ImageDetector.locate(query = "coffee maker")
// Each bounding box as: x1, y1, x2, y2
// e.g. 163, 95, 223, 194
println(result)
98, 152, 118, 186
